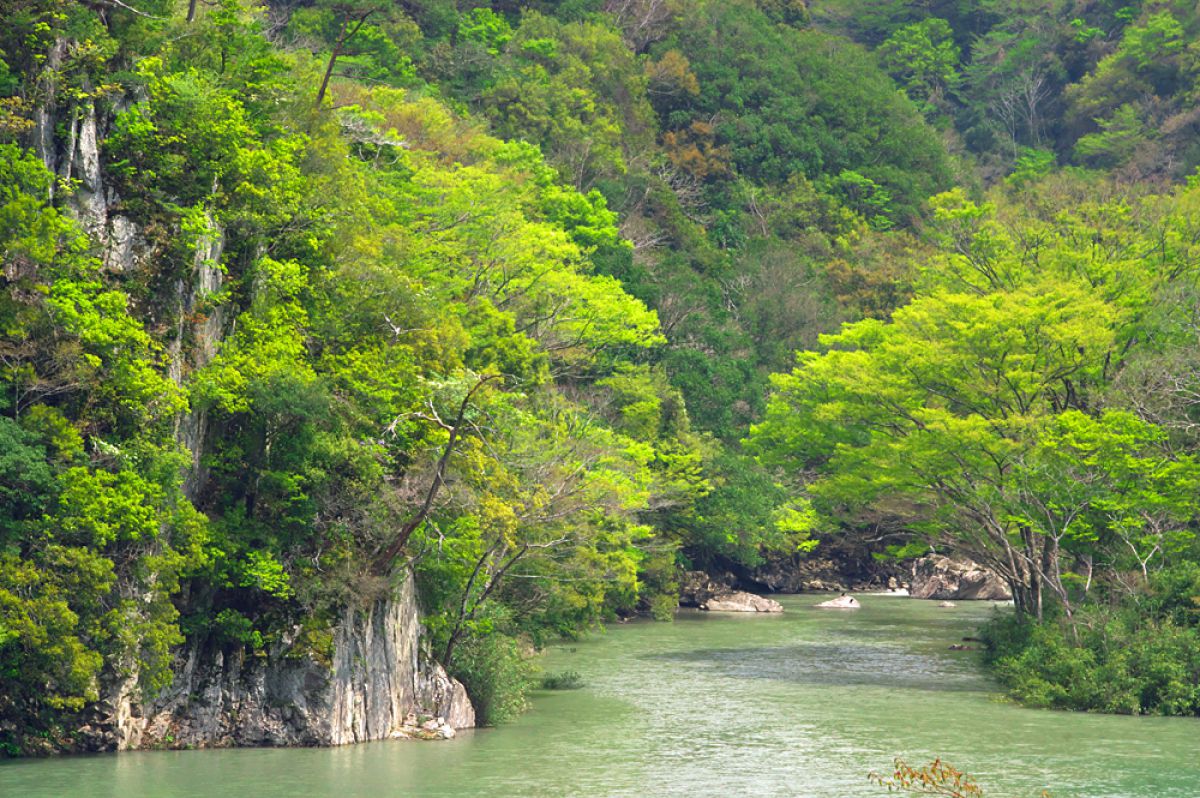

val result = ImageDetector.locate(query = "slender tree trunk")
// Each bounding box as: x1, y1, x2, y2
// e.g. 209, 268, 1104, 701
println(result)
187, 0, 198, 22
315, 12, 375, 107
372, 374, 498, 575
315, 43, 342, 108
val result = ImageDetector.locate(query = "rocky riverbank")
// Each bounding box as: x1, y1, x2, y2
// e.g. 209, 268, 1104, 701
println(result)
678, 548, 1011, 609
909, 555, 1012, 601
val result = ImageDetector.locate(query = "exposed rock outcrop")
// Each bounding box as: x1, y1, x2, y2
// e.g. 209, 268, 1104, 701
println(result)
678, 570, 736, 607
739, 544, 907, 595
78, 574, 473, 752
700, 590, 783, 613
747, 555, 850, 593
910, 555, 1011, 601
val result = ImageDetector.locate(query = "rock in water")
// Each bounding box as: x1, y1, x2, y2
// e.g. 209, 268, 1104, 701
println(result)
910, 555, 1012, 601
815, 595, 860, 609
679, 570, 736, 607
700, 591, 784, 612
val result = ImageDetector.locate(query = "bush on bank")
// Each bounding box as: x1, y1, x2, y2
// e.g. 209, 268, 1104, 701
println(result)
982, 564, 1200, 716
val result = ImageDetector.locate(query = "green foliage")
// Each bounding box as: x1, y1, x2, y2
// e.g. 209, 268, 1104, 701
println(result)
1005, 147, 1055, 187
878, 18, 961, 116
664, 1, 953, 222
289, 0, 418, 91
1073, 104, 1147, 168
446, 622, 537, 725
0, 143, 204, 749
19, 0, 1200, 745
539, 669, 584, 690
751, 177, 1200, 620
670, 448, 809, 569
456, 8, 512, 55
477, 10, 656, 186
0, 552, 106, 712
984, 564, 1200, 715
0, 417, 53, 542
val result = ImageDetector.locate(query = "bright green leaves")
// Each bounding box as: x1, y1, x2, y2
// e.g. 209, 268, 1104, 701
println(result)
0, 143, 82, 266
923, 181, 1190, 324
477, 10, 655, 187
0, 144, 206, 743
752, 175, 1200, 619
237, 550, 294, 599
388, 144, 661, 370
53, 467, 163, 548
0, 552, 106, 713
46, 277, 184, 431
878, 18, 961, 117
456, 7, 512, 56
1027, 410, 1200, 566
107, 63, 306, 232
1117, 11, 1184, 71
1073, 104, 1148, 168
752, 279, 1118, 480
193, 257, 315, 415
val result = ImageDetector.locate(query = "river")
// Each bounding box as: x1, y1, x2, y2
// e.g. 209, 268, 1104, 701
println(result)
3, 594, 1198, 797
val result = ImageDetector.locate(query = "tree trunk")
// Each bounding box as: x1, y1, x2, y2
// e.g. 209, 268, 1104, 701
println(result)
315, 43, 342, 108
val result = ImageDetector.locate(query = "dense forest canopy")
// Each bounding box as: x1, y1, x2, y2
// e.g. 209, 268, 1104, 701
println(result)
4, 0, 1200, 753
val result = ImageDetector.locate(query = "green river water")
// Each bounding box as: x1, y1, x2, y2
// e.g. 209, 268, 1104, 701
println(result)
3, 594, 1199, 798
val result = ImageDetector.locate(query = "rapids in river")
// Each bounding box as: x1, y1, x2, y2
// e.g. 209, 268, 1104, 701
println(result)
3, 594, 1198, 797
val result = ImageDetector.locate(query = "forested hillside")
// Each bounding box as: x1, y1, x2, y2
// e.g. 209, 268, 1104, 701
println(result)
4, 0, 1200, 754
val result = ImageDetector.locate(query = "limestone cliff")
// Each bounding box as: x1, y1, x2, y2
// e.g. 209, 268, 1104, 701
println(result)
77, 573, 474, 752
41, 87, 474, 754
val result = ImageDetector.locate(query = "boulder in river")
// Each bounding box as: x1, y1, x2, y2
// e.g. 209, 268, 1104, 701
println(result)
910, 555, 1011, 601
700, 590, 783, 612
815, 595, 860, 609
679, 570, 736, 607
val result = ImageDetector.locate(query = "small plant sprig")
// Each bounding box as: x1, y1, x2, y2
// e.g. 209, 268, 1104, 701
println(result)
870, 758, 984, 797
871, 759, 1050, 798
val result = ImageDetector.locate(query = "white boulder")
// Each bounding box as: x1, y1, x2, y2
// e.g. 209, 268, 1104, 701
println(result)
815, 595, 860, 609
700, 591, 784, 613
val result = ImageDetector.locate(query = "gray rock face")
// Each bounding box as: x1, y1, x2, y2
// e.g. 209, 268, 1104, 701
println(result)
416, 661, 476, 731
746, 549, 906, 594
678, 570, 736, 607
910, 555, 1012, 601
700, 591, 783, 613
750, 556, 847, 593
91, 574, 473, 752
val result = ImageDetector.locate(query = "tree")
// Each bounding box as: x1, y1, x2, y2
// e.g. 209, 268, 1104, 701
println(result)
878, 18, 961, 116
750, 178, 1200, 620
308, 0, 391, 106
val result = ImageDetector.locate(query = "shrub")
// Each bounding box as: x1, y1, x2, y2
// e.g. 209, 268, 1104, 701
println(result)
540, 670, 584, 690
448, 631, 537, 725
982, 566, 1200, 716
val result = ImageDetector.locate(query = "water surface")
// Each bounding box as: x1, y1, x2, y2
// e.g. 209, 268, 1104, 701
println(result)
3, 595, 1198, 797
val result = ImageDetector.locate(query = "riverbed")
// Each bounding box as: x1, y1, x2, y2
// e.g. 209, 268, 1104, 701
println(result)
3, 595, 1198, 797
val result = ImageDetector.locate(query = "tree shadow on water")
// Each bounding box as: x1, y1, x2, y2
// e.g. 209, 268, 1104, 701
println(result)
644, 642, 993, 694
